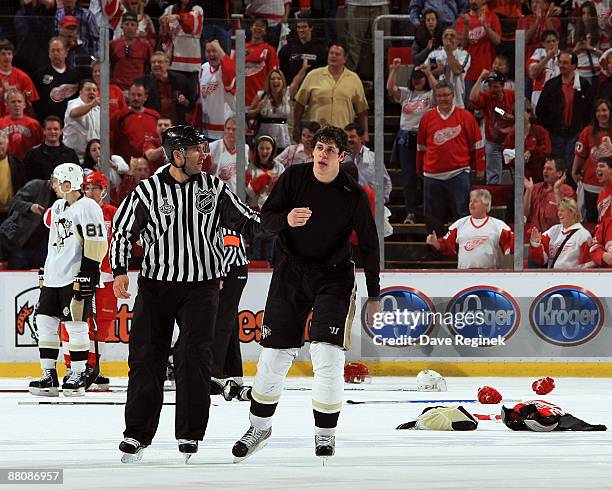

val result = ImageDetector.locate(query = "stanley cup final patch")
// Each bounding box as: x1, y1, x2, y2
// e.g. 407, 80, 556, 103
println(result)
195, 189, 215, 214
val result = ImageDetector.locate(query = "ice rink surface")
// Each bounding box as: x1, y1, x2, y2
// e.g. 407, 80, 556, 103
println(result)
1, 376, 611, 490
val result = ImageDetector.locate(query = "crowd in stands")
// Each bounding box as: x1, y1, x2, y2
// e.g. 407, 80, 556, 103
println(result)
0, 0, 610, 271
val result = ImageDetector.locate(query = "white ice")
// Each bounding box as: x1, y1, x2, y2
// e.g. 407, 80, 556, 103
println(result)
1, 376, 611, 490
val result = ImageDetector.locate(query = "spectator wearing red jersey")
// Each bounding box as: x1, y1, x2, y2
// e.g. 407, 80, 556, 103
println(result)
517, 0, 562, 59
529, 198, 593, 269
590, 213, 612, 267
110, 12, 153, 91
137, 51, 193, 125
159, 0, 204, 100
572, 99, 612, 223
244, 19, 280, 106
524, 157, 577, 235
417, 81, 484, 237
0, 90, 43, 161
111, 82, 160, 163
470, 69, 515, 185
527, 29, 560, 109
92, 60, 127, 119
456, 0, 502, 108
0, 39, 40, 117
426, 189, 514, 269
595, 155, 612, 221
143, 115, 174, 174
0, 130, 26, 225
598, 49, 612, 102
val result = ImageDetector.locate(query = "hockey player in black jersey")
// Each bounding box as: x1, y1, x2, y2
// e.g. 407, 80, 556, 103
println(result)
232, 125, 381, 462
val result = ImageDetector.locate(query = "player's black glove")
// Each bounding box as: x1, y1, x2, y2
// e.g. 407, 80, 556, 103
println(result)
38, 268, 44, 289
73, 269, 98, 300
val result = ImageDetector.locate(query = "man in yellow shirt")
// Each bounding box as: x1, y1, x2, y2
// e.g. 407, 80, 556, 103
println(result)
293, 43, 369, 143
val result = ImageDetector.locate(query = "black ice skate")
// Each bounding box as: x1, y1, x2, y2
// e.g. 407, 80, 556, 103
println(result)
28, 369, 59, 397
92, 373, 110, 390
62, 370, 86, 397
178, 439, 198, 463
232, 426, 272, 463
119, 438, 148, 463
315, 435, 335, 464
62, 368, 72, 385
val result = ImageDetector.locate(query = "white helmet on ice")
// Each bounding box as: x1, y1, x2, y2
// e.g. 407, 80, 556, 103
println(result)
416, 370, 447, 392
53, 163, 83, 192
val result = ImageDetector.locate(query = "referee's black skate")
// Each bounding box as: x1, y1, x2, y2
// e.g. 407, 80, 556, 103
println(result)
232, 426, 271, 463
62, 370, 86, 397
315, 435, 335, 464
119, 438, 148, 463
28, 369, 59, 397
178, 439, 198, 463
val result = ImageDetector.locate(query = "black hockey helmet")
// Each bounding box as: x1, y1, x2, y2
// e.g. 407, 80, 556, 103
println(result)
162, 125, 209, 164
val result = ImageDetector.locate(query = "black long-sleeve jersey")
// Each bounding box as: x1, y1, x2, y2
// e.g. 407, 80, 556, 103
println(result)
261, 162, 380, 297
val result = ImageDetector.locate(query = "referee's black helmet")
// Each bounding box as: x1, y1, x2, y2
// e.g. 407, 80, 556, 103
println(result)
162, 125, 209, 164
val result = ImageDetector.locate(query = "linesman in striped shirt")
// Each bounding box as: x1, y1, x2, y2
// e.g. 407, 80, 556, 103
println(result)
110, 125, 280, 463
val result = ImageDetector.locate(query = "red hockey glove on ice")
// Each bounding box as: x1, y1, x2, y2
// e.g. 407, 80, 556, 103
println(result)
478, 386, 502, 404
532, 377, 555, 395
250, 172, 271, 193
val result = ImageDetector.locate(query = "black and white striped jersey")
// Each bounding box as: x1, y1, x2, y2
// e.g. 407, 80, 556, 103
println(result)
110, 166, 269, 282
221, 228, 249, 273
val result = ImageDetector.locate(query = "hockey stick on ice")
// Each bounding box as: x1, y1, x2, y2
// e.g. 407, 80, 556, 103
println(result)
18, 401, 219, 406
346, 399, 521, 405
85, 292, 100, 390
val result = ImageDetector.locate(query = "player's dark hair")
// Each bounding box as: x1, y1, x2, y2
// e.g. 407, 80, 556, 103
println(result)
314, 125, 348, 153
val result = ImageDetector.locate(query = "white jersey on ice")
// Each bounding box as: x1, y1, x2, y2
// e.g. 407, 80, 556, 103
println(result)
44, 195, 107, 288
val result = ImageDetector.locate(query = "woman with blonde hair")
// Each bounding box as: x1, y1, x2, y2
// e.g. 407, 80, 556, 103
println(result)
248, 64, 307, 151
529, 198, 593, 269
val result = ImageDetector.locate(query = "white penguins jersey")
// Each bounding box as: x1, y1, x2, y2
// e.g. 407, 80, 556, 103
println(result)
43, 195, 108, 288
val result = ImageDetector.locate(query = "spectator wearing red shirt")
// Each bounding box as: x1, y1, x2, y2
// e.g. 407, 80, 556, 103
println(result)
572, 99, 612, 223
143, 115, 173, 174
524, 157, 576, 236
110, 156, 150, 207
0, 39, 40, 117
596, 155, 612, 222
0, 90, 43, 160
111, 82, 160, 163
504, 102, 551, 182
590, 214, 612, 267
517, 0, 562, 59
470, 70, 515, 185
110, 12, 153, 90
92, 61, 127, 118
456, 0, 501, 108
244, 19, 280, 106
417, 81, 485, 236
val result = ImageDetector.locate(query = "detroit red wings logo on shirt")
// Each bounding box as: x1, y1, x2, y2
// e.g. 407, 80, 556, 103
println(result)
201, 81, 220, 99
433, 125, 462, 146
464, 236, 489, 251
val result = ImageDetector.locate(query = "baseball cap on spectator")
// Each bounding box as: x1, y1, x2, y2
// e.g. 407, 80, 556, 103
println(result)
61, 16, 79, 29
123, 12, 138, 23
486, 71, 507, 83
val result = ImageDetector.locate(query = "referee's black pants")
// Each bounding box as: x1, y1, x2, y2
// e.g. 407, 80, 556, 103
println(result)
211, 264, 248, 379
124, 276, 219, 444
